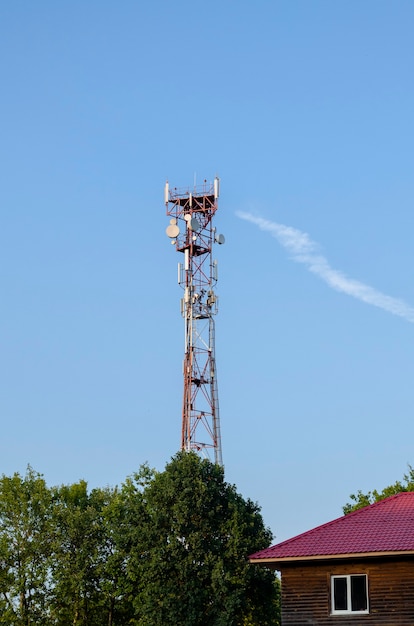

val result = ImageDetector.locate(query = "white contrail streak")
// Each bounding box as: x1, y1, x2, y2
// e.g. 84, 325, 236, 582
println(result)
236, 211, 414, 323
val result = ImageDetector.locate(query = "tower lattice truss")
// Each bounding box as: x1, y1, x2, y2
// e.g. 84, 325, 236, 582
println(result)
165, 178, 224, 465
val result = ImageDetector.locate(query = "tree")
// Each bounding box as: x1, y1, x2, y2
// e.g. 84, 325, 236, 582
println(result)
343, 464, 414, 514
0, 466, 53, 625
42, 479, 139, 626
97, 482, 141, 625
49, 481, 108, 625
125, 452, 280, 626
0, 459, 279, 624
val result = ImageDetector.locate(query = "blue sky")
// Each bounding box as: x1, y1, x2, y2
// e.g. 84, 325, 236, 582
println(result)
1, 1, 414, 542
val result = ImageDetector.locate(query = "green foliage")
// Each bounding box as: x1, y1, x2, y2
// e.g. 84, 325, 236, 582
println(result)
50, 481, 109, 625
0, 466, 52, 625
0, 456, 279, 625
127, 452, 279, 626
343, 464, 414, 514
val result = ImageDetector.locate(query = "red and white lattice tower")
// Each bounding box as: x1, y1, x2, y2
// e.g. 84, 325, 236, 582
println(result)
165, 177, 224, 466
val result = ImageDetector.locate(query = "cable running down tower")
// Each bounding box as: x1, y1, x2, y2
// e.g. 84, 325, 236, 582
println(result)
165, 177, 225, 466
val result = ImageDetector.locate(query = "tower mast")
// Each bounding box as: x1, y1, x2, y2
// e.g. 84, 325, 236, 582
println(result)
165, 177, 224, 465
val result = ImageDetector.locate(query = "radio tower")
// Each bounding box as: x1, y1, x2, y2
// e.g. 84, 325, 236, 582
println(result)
165, 177, 225, 466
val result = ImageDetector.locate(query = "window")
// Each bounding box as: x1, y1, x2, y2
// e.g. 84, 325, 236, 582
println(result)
331, 574, 369, 615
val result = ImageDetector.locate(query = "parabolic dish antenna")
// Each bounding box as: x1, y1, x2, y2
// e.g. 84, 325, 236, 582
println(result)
166, 224, 180, 238
189, 217, 200, 231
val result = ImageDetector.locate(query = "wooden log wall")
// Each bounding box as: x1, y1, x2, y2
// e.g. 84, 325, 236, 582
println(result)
279, 557, 414, 625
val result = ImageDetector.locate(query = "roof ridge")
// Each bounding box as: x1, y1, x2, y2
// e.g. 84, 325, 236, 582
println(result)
343, 490, 414, 516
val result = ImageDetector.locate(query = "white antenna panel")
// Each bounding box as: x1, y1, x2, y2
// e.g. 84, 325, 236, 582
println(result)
214, 177, 220, 199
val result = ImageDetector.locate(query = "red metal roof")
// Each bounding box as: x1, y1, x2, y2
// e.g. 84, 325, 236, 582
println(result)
250, 492, 414, 562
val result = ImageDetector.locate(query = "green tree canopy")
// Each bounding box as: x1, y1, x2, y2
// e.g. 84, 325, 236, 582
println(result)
0, 456, 279, 625
0, 466, 52, 626
343, 464, 414, 514
126, 451, 279, 626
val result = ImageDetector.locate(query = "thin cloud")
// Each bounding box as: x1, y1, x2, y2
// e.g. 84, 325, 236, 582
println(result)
236, 211, 414, 323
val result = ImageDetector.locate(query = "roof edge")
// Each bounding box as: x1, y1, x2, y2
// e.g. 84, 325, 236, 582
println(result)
250, 549, 414, 565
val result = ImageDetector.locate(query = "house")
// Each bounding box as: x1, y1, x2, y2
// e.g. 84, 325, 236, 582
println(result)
249, 492, 414, 625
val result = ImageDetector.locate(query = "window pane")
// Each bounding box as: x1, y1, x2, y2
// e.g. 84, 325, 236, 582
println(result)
333, 577, 347, 611
351, 575, 367, 611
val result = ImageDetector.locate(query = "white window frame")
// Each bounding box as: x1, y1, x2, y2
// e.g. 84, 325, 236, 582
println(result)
331, 574, 369, 615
